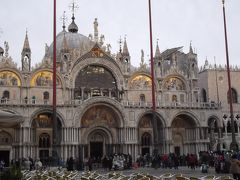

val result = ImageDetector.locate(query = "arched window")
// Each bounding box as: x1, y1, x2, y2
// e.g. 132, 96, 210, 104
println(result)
208, 119, 218, 133
2, 90, 10, 99
43, 92, 49, 100
172, 95, 177, 102
222, 143, 226, 149
227, 121, 231, 133
32, 96, 36, 104
228, 88, 238, 104
141, 132, 151, 146
43, 92, 49, 104
201, 89, 207, 102
39, 133, 50, 148
234, 121, 238, 133
140, 94, 145, 103
75, 65, 118, 100
225, 121, 238, 133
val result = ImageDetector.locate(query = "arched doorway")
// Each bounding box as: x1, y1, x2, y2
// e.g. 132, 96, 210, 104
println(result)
81, 104, 121, 158
0, 131, 12, 167
88, 129, 111, 159
31, 112, 62, 162
141, 132, 152, 156
201, 89, 207, 102
138, 113, 164, 155
38, 133, 51, 164
171, 114, 197, 155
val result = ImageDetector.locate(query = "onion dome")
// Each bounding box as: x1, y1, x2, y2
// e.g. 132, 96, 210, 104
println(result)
68, 16, 78, 33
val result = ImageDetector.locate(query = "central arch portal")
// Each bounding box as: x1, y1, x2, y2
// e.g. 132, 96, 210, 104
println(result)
80, 104, 122, 159
171, 114, 198, 155
88, 129, 110, 159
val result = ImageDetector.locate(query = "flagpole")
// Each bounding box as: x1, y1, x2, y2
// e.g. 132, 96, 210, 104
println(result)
148, 0, 158, 154
52, 0, 58, 164
221, 0, 237, 151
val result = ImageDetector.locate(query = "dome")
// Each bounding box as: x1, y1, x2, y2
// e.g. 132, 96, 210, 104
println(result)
47, 30, 94, 59
68, 16, 78, 33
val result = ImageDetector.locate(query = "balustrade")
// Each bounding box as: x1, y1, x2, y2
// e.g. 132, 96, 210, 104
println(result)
0, 96, 222, 109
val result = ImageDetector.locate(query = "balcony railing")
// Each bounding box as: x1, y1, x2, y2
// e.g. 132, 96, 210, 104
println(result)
0, 97, 221, 109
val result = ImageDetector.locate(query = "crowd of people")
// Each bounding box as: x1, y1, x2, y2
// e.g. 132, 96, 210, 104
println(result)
66, 153, 133, 172
1, 151, 240, 179
136, 153, 198, 169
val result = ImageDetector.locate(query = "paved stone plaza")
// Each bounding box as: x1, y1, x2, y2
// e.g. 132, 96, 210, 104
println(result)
114, 167, 231, 177
19, 166, 233, 179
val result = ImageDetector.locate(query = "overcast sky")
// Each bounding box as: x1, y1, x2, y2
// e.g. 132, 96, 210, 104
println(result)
0, 0, 239, 68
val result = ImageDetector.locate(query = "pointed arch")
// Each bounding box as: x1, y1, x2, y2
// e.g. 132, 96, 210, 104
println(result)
228, 88, 238, 103
201, 88, 207, 102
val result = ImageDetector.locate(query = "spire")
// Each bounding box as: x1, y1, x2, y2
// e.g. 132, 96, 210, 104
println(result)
118, 36, 122, 53
154, 39, 161, 59
22, 30, 31, 52
68, 15, 78, 33
189, 41, 193, 54
122, 36, 129, 56
21, 30, 31, 72
94, 18, 99, 42
61, 11, 67, 31
204, 57, 209, 69
68, 1, 79, 33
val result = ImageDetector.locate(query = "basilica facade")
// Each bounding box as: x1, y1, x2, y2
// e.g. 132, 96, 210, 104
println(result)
0, 14, 239, 166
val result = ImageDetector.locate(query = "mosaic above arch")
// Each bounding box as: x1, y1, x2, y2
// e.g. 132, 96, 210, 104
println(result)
30, 71, 61, 87
129, 74, 152, 89
81, 105, 119, 128
164, 77, 185, 90
0, 70, 21, 86
139, 116, 152, 128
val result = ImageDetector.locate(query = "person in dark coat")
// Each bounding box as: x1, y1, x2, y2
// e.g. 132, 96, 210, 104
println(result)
88, 157, 93, 171
229, 154, 240, 180
67, 157, 74, 171
108, 156, 113, 171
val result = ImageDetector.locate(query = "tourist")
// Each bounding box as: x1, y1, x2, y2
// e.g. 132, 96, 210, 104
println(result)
35, 159, 42, 170
88, 157, 93, 171
0, 159, 5, 171
229, 154, 240, 180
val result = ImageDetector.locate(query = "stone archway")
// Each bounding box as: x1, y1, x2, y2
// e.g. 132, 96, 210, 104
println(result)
80, 104, 122, 159
138, 113, 165, 155
31, 112, 62, 161
171, 114, 197, 155
0, 130, 13, 167
87, 129, 111, 159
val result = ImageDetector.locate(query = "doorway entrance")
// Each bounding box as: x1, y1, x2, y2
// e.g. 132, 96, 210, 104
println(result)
142, 147, 150, 156
0, 150, 10, 167
174, 146, 180, 156
90, 142, 103, 159
39, 150, 49, 165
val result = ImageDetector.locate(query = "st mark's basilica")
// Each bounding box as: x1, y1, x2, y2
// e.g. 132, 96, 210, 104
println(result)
0, 11, 240, 166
